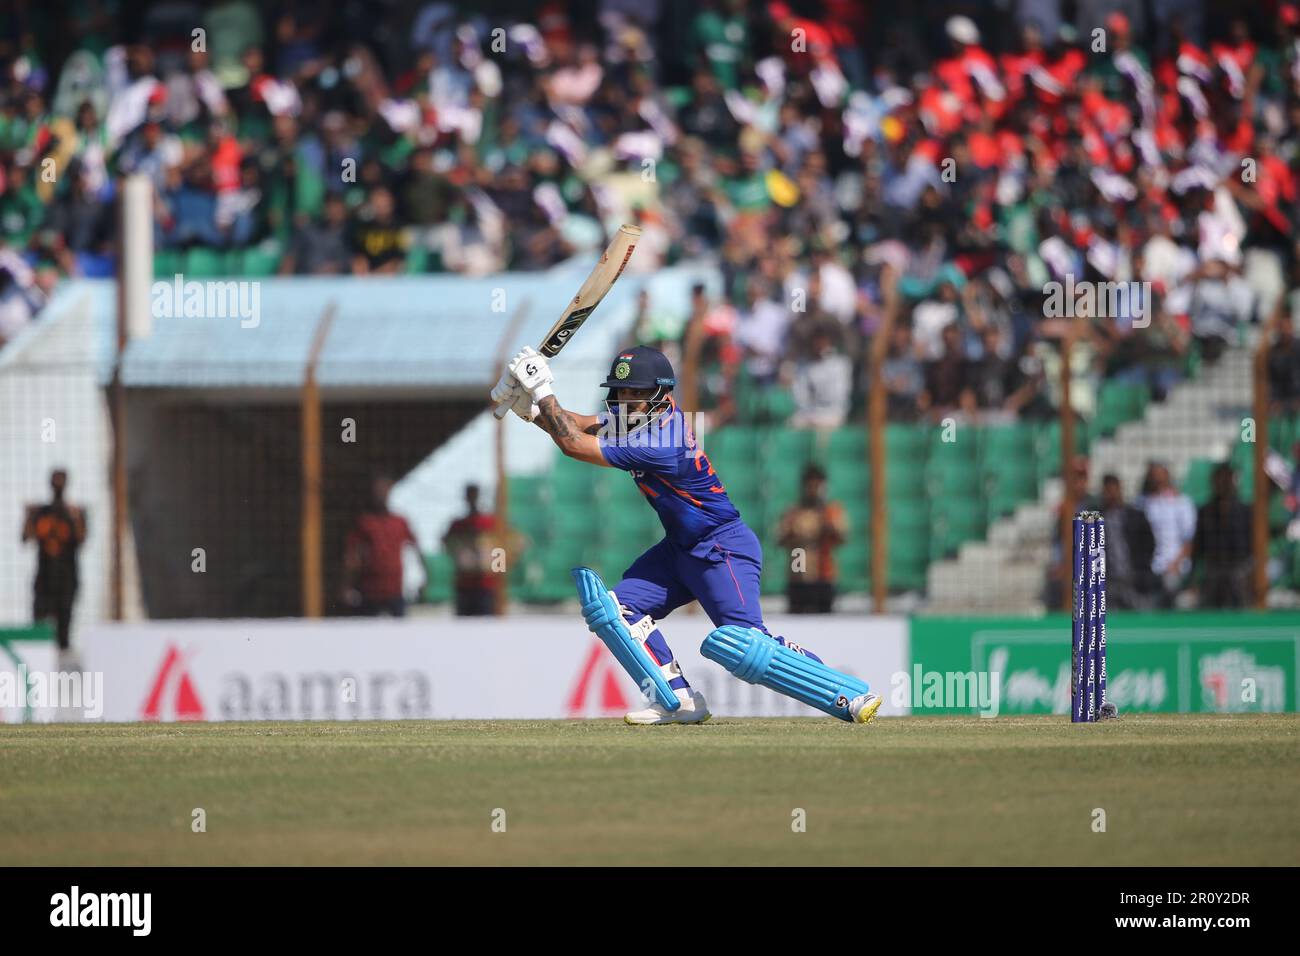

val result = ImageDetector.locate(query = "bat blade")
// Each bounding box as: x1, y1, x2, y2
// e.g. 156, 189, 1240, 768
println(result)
493, 224, 641, 419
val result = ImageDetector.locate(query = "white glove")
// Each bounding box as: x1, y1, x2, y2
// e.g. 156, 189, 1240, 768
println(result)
508, 346, 554, 403
510, 387, 540, 423
489, 367, 518, 405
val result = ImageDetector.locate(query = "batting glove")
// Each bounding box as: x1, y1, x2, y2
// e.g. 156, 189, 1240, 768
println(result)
490, 368, 519, 405
508, 346, 554, 404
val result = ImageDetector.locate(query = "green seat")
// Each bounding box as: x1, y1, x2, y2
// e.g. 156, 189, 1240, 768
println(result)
836, 543, 870, 593
884, 424, 929, 464
888, 499, 929, 535
240, 242, 282, 276
884, 458, 927, 499
767, 427, 816, 463
1182, 459, 1216, 506
422, 552, 455, 603
979, 424, 1036, 463
507, 476, 551, 512
1095, 382, 1149, 436
759, 456, 804, 508
930, 501, 987, 560
153, 249, 183, 278
928, 430, 979, 466
762, 546, 789, 594
838, 495, 870, 537
983, 460, 1038, 500
405, 243, 429, 274
827, 464, 868, 503
552, 457, 595, 496
986, 492, 1025, 521
601, 502, 657, 542
553, 505, 598, 536
887, 538, 929, 592
828, 427, 867, 463
183, 246, 229, 277
926, 462, 976, 499
707, 426, 764, 461
717, 462, 761, 500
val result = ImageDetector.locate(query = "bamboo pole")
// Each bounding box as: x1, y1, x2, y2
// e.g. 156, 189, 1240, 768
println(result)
1252, 336, 1271, 609
869, 265, 900, 611
492, 298, 532, 615
300, 303, 336, 618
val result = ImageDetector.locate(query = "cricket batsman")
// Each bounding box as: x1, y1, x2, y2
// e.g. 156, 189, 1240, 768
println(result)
492, 345, 881, 725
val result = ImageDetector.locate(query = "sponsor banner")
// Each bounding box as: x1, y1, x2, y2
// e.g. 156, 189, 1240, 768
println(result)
911, 613, 1300, 714
78, 616, 908, 722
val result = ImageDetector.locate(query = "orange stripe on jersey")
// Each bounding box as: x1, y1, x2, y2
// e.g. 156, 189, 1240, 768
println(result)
655, 475, 702, 506
637, 481, 660, 498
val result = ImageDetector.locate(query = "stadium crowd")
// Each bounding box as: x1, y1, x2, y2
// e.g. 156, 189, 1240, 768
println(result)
0, 0, 1295, 405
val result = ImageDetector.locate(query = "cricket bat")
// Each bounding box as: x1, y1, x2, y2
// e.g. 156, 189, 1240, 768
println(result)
493, 224, 641, 419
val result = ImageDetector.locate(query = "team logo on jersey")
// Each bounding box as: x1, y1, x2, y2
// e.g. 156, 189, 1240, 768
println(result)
614, 361, 631, 380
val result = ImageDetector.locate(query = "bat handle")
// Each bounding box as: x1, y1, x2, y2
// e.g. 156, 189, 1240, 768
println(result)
492, 398, 512, 420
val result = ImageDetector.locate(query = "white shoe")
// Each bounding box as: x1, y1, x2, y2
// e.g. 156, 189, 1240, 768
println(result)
625, 688, 711, 725
848, 692, 882, 724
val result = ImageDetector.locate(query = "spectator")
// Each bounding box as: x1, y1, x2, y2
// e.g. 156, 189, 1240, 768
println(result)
1188, 464, 1252, 608
734, 276, 789, 386
1267, 312, 1300, 414
880, 322, 926, 421
922, 322, 972, 420
1138, 462, 1198, 598
342, 475, 426, 617
21, 469, 86, 662
1098, 474, 1159, 609
777, 464, 847, 613
350, 187, 408, 275
441, 484, 503, 617
790, 328, 852, 430
281, 193, 352, 275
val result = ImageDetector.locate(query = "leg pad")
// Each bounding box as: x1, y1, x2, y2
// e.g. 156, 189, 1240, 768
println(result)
701, 625, 869, 722
573, 567, 679, 711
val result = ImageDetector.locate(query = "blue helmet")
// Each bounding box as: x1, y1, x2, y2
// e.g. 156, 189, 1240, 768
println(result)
601, 346, 675, 431
600, 345, 676, 390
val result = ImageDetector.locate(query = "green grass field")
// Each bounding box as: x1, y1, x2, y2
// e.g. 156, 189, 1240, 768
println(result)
2, 715, 1297, 865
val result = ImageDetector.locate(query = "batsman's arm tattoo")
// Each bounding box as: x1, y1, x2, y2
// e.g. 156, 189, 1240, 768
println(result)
535, 396, 608, 466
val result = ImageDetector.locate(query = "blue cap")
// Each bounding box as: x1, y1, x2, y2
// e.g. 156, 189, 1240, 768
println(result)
601, 346, 676, 390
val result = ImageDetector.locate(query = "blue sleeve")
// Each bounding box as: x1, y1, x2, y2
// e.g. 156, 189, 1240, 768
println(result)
597, 415, 684, 473
600, 434, 682, 473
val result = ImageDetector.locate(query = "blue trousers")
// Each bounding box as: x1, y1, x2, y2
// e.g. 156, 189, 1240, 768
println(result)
612, 520, 820, 689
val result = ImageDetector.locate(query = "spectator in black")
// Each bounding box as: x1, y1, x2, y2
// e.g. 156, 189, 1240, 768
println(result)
350, 187, 408, 275
40, 161, 110, 254
1190, 463, 1253, 608
922, 322, 971, 420
1098, 473, 1159, 609
777, 464, 847, 613
21, 469, 86, 660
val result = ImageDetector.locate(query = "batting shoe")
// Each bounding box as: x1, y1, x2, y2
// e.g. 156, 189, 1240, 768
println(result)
848, 692, 883, 724
625, 688, 711, 725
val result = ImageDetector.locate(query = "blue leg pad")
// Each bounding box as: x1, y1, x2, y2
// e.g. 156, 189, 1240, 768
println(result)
572, 567, 679, 711
701, 625, 870, 722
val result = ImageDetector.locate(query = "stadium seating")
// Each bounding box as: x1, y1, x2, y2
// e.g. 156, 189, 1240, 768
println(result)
503, 421, 1076, 600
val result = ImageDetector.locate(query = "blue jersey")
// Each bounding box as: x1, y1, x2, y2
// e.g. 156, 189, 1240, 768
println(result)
599, 404, 742, 550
